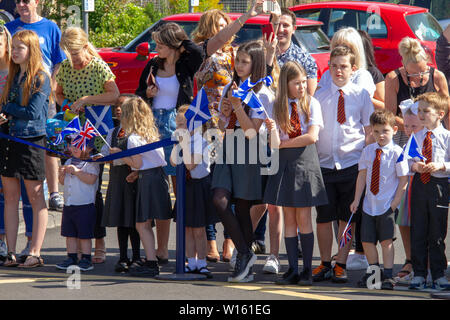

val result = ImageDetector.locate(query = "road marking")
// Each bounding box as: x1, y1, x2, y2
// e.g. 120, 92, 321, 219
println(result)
263, 289, 347, 300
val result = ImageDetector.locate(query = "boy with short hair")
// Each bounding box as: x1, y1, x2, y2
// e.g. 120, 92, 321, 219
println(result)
350, 110, 409, 290
408, 92, 450, 290
313, 45, 374, 283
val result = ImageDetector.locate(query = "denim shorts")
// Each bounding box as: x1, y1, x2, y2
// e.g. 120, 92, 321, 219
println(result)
153, 107, 177, 176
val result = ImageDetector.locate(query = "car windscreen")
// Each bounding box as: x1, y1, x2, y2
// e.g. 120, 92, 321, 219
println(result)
294, 27, 330, 53
405, 12, 442, 41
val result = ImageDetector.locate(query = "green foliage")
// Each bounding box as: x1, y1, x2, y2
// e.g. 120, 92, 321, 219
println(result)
41, 0, 224, 48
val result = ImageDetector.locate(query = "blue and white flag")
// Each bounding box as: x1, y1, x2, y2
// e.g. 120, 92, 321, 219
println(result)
85, 105, 114, 136
185, 88, 211, 131
232, 76, 272, 115
397, 133, 426, 163
53, 116, 81, 145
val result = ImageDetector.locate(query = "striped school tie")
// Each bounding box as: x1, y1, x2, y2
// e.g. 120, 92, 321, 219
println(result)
370, 148, 383, 195
288, 102, 302, 138
226, 112, 237, 129
337, 89, 346, 124
420, 131, 433, 184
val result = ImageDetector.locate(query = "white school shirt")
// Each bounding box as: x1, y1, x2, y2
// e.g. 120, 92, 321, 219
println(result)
314, 80, 373, 170
275, 96, 324, 141
152, 75, 180, 110
359, 141, 409, 216
187, 132, 211, 179
101, 126, 126, 166
410, 125, 450, 178
219, 82, 274, 128
319, 69, 376, 98
63, 160, 100, 206
127, 134, 167, 170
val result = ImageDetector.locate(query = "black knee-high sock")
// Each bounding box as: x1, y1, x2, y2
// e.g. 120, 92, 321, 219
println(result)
299, 232, 314, 276
129, 227, 141, 261
285, 237, 299, 274
117, 227, 129, 261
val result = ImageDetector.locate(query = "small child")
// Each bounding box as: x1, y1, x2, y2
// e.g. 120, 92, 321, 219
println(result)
101, 94, 141, 273
170, 105, 218, 278
408, 92, 450, 291
56, 142, 100, 272
350, 110, 409, 290
395, 102, 424, 281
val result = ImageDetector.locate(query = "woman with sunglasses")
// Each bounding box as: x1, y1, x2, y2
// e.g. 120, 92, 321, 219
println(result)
385, 37, 449, 146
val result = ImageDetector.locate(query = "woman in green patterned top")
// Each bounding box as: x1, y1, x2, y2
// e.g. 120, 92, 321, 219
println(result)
55, 27, 120, 265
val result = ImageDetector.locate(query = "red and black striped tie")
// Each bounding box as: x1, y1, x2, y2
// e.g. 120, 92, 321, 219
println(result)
337, 89, 346, 124
370, 148, 383, 195
288, 102, 302, 138
420, 131, 433, 184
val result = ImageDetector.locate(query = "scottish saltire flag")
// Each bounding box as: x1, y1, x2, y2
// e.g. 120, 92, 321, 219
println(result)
339, 213, 354, 249
71, 119, 100, 151
85, 105, 114, 136
185, 88, 211, 131
396, 133, 426, 163
232, 76, 273, 115
53, 116, 81, 145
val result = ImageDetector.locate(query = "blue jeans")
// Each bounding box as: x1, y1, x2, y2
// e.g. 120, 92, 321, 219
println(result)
152, 107, 177, 176
0, 179, 33, 238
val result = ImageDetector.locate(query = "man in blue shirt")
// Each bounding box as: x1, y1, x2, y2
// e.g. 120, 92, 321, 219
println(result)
6, 0, 65, 216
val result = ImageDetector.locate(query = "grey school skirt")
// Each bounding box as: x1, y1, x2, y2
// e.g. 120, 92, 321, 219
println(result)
211, 130, 267, 201
263, 144, 328, 208
135, 167, 173, 223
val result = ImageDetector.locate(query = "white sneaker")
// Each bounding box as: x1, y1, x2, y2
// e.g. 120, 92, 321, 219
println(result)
346, 252, 369, 271
0, 239, 7, 257
229, 248, 237, 269
262, 254, 280, 274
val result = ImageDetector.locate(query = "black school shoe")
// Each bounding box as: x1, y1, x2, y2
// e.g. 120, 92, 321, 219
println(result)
298, 270, 313, 286
276, 271, 300, 285
115, 259, 130, 273
130, 260, 159, 277
227, 252, 256, 282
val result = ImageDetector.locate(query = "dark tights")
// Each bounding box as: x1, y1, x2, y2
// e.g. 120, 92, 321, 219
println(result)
117, 227, 141, 262
213, 188, 254, 254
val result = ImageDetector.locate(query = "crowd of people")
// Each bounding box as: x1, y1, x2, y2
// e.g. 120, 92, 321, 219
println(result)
0, 0, 449, 291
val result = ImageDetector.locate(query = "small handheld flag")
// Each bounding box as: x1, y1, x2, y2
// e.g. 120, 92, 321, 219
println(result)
71, 119, 100, 151
53, 116, 81, 145
339, 213, 354, 249
85, 105, 114, 136
232, 76, 273, 117
185, 88, 211, 132
396, 133, 426, 163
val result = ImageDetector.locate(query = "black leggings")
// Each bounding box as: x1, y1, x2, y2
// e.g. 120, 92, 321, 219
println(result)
117, 227, 141, 261
212, 188, 254, 254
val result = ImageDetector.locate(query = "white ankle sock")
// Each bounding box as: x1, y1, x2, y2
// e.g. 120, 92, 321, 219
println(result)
187, 257, 197, 269
196, 258, 207, 269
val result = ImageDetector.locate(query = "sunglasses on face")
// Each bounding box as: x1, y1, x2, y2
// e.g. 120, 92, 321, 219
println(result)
15, 0, 31, 4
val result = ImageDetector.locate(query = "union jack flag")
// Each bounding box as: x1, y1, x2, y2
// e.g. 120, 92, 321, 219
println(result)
71, 119, 99, 151
339, 213, 354, 249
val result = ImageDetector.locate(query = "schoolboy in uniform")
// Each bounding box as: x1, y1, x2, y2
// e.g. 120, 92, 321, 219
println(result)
313, 45, 374, 283
350, 110, 409, 290
408, 92, 450, 291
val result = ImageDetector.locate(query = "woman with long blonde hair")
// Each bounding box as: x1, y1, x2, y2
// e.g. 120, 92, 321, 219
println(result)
0, 30, 51, 268
109, 96, 172, 277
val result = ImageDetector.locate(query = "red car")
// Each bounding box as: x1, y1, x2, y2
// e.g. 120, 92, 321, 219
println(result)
98, 13, 330, 94
289, 1, 443, 74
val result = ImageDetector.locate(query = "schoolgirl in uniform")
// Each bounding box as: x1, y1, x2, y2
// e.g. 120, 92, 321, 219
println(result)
109, 96, 172, 277
264, 61, 328, 285
101, 94, 141, 273
170, 104, 218, 278
212, 40, 274, 283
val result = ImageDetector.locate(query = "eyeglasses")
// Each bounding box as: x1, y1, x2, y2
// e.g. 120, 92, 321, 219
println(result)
15, 0, 31, 4
406, 67, 430, 78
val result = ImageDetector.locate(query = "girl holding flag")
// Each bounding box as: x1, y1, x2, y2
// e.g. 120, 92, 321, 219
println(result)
212, 40, 275, 282
0, 30, 51, 268
264, 61, 328, 285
